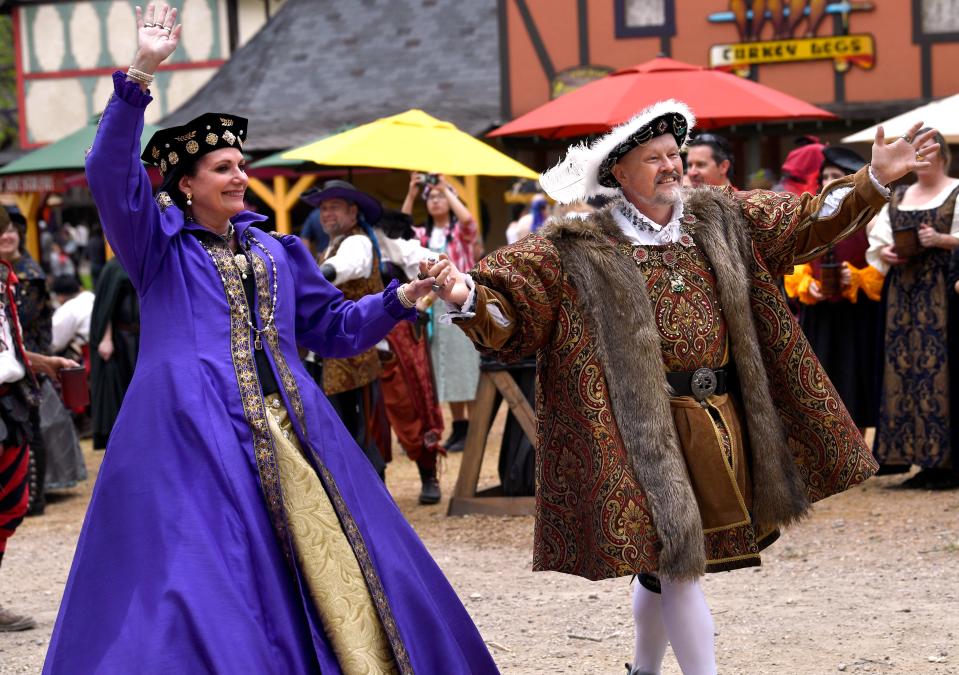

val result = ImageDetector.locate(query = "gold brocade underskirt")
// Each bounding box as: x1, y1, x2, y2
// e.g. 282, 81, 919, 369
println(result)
265, 393, 397, 675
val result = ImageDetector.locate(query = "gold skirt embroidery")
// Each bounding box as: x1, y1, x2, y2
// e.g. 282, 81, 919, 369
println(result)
265, 393, 397, 675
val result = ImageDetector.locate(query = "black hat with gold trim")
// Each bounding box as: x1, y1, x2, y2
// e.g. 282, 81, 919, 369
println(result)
142, 112, 248, 208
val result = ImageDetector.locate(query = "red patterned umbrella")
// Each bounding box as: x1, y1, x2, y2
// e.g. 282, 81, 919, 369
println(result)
489, 57, 835, 139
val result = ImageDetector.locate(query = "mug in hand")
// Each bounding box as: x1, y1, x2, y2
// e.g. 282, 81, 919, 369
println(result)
892, 222, 921, 258
819, 261, 843, 298
59, 366, 90, 410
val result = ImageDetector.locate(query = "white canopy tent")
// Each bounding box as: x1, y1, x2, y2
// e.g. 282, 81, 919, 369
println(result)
843, 93, 959, 144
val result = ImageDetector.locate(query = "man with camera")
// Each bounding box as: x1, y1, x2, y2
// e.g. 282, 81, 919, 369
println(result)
299, 181, 445, 502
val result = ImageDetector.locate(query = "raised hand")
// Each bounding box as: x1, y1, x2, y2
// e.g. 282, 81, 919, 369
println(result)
133, 3, 182, 72
870, 121, 940, 186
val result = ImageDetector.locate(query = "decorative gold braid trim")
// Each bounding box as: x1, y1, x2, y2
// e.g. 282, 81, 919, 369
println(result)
201, 236, 293, 565
251, 241, 413, 675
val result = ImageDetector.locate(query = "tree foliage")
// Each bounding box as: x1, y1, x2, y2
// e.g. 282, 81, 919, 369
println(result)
0, 16, 18, 151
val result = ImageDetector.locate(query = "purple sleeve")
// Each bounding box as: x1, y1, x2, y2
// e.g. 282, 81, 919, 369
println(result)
85, 72, 181, 292
276, 233, 416, 358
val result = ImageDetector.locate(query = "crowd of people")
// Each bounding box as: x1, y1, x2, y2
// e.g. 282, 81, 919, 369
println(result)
0, 4, 955, 673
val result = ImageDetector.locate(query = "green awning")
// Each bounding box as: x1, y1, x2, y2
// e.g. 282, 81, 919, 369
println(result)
250, 125, 356, 169
0, 118, 162, 176
249, 149, 309, 169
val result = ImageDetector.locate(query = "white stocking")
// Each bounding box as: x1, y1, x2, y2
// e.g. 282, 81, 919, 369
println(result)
659, 577, 717, 675
631, 581, 667, 674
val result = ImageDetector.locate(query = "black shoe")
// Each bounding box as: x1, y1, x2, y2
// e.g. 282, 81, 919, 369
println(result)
875, 464, 911, 476
443, 420, 468, 453
925, 469, 959, 491
898, 468, 951, 489
418, 465, 441, 505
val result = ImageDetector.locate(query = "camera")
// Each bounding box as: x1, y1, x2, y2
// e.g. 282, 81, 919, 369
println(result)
417, 173, 440, 186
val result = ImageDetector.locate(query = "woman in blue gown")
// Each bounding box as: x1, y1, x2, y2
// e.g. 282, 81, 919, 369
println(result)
44, 5, 497, 673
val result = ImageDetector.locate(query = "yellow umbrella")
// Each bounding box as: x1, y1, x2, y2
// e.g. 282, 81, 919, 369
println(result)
282, 109, 539, 178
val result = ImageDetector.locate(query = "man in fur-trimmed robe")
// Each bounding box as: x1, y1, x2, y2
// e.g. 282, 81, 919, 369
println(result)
421, 102, 940, 674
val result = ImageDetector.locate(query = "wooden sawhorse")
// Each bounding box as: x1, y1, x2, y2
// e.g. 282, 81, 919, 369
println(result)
446, 369, 536, 516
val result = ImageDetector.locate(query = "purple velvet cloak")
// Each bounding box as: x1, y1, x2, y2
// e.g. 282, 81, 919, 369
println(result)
42, 73, 497, 675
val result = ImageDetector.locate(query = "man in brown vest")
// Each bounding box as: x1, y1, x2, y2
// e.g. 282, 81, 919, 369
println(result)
300, 182, 444, 505
301, 181, 391, 479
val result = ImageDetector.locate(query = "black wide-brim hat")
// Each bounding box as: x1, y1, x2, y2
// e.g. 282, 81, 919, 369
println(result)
142, 112, 248, 183
821, 145, 867, 176
301, 180, 383, 225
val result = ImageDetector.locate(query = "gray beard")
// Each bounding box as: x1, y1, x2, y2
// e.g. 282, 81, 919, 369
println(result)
652, 186, 682, 205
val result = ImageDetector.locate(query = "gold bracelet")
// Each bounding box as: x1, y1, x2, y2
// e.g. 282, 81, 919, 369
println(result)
397, 284, 416, 309
126, 66, 155, 86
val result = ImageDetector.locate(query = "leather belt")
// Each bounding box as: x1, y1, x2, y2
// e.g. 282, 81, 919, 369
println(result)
666, 367, 728, 402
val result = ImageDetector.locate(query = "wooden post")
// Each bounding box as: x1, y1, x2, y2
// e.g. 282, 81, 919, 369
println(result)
280, 174, 316, 234
444, 175, 480, 222
247, 174, 316, 235
13, 192, 44, 261
247, 176, 278, 211
447, 369, 537, 517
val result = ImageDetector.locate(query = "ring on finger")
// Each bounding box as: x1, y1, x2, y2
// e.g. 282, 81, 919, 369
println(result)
900, 133, 912, 143
431, 283, 442, 293
917, 152, 925, 162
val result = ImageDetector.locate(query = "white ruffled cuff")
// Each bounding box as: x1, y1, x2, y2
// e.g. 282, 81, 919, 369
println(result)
438, 275, 510, 328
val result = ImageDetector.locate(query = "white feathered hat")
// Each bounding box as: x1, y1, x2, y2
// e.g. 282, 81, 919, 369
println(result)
539, 99, 696, 204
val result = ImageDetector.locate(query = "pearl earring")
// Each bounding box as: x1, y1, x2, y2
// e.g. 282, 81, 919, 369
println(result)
186, 192, 192, 206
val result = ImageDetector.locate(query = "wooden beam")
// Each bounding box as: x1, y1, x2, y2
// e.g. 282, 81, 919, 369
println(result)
444, 175, 481, 225
276, 174, 316, 235
272, 175, 291, 234
13, 192, 44, 261
246, 176, 277, 210
464, 175, 481, 239
488, 370, 537, 442
282, 174, 316, 210
248, 175, 317, 235
450, 373, 499, 501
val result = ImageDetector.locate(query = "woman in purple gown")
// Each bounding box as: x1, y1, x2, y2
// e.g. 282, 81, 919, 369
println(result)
44, 5, 497, 673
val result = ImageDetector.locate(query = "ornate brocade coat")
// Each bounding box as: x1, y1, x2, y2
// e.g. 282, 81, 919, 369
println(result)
457, 168, 885, 581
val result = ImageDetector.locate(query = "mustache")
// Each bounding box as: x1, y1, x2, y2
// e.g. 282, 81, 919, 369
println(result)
656, 172, 681, 184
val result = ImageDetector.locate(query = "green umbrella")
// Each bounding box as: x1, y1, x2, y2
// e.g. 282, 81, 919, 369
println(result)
250, 124, 357, 170
248, 148, 310, 169
0, 116, 162, 175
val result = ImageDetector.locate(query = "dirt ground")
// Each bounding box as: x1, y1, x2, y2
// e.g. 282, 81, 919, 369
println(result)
1, 413, 957, 674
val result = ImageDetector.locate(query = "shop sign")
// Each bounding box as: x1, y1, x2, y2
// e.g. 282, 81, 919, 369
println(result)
551, 65, 614, 99
0, 173, 63, 193
710, 34, 875, 71
707, 1, 876, 74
